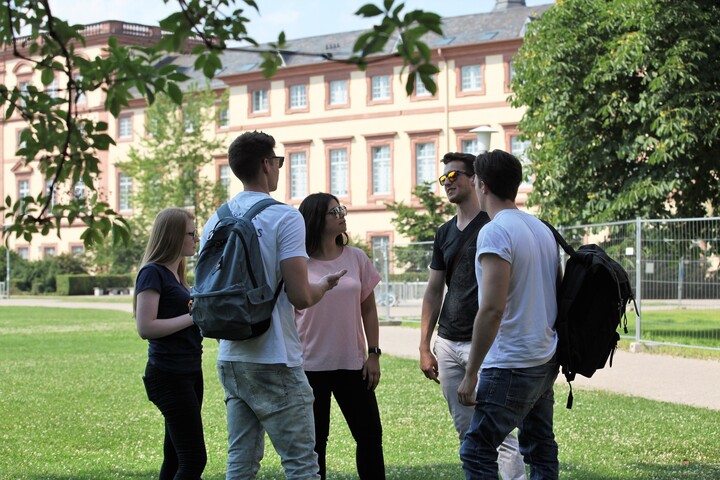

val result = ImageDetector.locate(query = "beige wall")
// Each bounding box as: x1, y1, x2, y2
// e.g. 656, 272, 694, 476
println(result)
2, 37, 531, 261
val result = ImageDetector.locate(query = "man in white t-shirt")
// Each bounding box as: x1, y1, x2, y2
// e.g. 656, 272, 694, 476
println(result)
201, 131, 345, 480
457, 149, 561, 479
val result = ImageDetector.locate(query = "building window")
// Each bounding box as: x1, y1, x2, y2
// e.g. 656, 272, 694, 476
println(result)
118, 115, 132, 139
18, 80, 30, 108
17, 247, 29, 260
43, 246, 56, 258
46, 77, 59, 98
371, 145, 391, 195
71, 245, 85, 256
73, 181, 86, 200
329, 149, 349, 197
510, 135, 533, 187
118, 173, 132, 211
183, 114, 196, 133
289, 152, 308, 199
74, 73, 86, 104
289, 84, 307, 109
370, 235, 390, 271
45, 179, 56, 211
219, 164, 231, 196
217, 107, 229, 128
461, 138, 479, 155
461, 65, 482, 92
18, 179, 30, 213
415, 142, 436, 187
329, 79, 347, 105
414, 75, 431, 97
371, 75, 391, 101
17, 129, 27, 152
252, 89, 268, 113
18, 179, 30, 199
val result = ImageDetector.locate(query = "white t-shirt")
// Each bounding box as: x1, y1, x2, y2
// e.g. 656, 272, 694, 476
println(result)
295, 247, 381, 371
201, 191, 308, 367
475, 209, 559, 369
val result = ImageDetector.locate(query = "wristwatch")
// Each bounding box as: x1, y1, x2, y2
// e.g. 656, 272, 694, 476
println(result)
368, 346, 382, 356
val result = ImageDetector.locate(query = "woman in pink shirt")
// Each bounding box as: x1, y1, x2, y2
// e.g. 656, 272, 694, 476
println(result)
296, 192, 385, 480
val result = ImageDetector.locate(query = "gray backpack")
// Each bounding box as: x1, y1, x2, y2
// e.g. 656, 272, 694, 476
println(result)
190, 199, 283, 340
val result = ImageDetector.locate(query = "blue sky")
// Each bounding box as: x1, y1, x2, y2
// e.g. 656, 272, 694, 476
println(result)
48, 0, 553, 44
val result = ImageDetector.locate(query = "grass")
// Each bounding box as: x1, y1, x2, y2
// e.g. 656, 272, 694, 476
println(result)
1, 306, 720, 479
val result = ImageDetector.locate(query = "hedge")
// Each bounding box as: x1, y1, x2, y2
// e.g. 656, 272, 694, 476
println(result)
55, 274, 134, 296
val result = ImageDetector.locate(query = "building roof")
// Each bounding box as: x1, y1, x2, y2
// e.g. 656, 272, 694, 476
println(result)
165, 2, 552, 88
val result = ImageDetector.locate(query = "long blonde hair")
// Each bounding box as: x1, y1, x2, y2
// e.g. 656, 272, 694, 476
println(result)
133, 208, 195, 315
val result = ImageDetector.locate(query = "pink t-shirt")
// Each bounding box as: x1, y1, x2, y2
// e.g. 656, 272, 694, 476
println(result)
295, 246, 381, 371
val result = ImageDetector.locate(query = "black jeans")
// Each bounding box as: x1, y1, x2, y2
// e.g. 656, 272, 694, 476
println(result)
143, 363, 207, 480
305, 369, 385, 480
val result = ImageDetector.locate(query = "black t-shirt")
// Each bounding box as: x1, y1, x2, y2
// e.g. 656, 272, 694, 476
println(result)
135, 263, 203, 374
429, 212, 490, 342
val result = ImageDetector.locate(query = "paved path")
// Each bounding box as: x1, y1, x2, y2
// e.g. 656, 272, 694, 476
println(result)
3, 298, 719, 410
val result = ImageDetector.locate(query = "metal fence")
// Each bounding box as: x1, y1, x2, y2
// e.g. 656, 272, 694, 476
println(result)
372, 217, 720, 351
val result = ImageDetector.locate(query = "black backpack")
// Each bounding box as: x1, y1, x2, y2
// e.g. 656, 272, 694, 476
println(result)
190, 199, 284, 340
543, 222, 638, 409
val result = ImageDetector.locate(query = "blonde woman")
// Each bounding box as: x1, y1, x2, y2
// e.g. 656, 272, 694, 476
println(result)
134, 207, 205, 479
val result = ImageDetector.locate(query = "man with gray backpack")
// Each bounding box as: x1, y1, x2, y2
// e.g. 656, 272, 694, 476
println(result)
197, 131, 345, 479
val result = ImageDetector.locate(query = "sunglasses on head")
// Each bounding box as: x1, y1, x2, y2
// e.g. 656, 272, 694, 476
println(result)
438, 170, 473, 185
326, 204, 347, 219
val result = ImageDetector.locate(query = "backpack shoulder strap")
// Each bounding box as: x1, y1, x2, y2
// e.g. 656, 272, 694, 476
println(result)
243, 198, 282, 220
541, 220, 576, 257
241, 197, 285, 294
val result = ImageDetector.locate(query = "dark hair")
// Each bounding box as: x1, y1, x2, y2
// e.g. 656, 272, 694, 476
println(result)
473, 149, 522, 201
441, 152, 476, 174
228, 131, 276, 183
298, 193, 348, 256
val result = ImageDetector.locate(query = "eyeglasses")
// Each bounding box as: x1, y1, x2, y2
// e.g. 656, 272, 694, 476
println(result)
268, 155, 284, 168
438, 170, 473, 185
186, 230, 199, 240
326, 205, 347, 219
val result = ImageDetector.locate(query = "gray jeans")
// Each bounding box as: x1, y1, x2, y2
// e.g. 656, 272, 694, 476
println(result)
434, 336, 527, 480
217, 361, 320, 480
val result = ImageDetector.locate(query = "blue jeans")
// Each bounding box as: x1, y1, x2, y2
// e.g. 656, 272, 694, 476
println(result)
305, 369, 385, 479
460, 360, 560, 480
142, 363, 206, 480
217, 361, 320, 480
435, 337, 527, 480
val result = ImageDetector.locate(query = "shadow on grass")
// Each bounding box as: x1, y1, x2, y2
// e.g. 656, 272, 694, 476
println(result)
18, 471, 156, 480
555, 461, 720, 480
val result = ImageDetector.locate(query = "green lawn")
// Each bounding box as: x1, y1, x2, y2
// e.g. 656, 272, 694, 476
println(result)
1, 306, 719, 479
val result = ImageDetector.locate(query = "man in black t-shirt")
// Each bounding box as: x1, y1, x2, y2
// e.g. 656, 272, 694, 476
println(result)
419, 152, 526, 480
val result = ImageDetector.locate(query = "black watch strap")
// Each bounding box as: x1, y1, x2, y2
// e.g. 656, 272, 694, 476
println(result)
368, 346, 381, 356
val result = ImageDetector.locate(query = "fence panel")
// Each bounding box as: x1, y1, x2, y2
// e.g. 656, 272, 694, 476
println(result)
372, 218, 720, 351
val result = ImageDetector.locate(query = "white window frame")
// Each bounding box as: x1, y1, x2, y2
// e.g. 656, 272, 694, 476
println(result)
252, 89, 268, 112
414, 75, 431, 97
461, 65, 482, 91
329, 80, 347, 105
329, 148, 349, 197
415, 142, 436, 187
217, 107, 229, 128
289, 152, 308, 199
219, 164, 231, 196
289, 84, 307, 109
371, 145, 391, 195
371, 75, 391, 101
118, 173, 132, 211
118, 116, 132, 139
